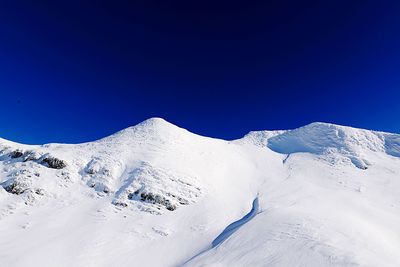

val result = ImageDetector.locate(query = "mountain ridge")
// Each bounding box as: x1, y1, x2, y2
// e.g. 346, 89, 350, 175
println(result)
1, 118, 400, 266
1, 117, 399, 146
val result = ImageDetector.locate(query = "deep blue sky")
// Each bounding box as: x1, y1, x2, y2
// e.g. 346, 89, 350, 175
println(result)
1, 1, 400, 144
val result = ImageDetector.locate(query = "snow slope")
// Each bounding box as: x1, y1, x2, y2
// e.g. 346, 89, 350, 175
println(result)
0, 118, 400, 267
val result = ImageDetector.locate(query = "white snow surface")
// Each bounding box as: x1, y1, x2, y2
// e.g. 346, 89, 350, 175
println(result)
1, 118, 400, 267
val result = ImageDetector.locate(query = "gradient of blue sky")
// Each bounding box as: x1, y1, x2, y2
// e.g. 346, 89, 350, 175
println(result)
0, 1, 399, 144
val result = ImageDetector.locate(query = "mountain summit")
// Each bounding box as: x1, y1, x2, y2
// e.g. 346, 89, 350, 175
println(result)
1, 119, 400, 267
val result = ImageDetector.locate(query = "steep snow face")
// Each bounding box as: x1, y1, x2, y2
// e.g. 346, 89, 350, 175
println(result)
1, 118, 400, 267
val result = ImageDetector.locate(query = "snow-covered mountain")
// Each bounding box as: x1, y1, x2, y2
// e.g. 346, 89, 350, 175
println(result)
1, 118, 399, 267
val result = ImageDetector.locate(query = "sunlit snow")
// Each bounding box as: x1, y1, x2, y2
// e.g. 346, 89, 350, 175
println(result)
1, 118, 399, 266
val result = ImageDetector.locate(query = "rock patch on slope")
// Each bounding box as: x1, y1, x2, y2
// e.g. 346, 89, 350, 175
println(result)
113, 162, 201, 213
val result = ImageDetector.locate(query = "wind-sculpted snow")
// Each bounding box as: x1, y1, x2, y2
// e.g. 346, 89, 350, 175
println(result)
182, 197, 260, 266
0, 118, 400, 267
266, 122, 400, 169
211, 197, 259, 248
384, 133, 400, 157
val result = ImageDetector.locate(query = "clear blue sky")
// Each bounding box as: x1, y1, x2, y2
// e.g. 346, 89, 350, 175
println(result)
1, 1, 399, 144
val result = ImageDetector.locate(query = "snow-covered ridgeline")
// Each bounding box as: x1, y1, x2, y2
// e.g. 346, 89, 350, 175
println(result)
0, 118, 399, 267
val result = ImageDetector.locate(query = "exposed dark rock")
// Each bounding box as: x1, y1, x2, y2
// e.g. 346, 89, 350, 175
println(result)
85, 163, 111, 176
103, 186, 110, 194
166, 192, 189, 205
10, 150, 23, 159
41, 157, 67, 169
177, 197, 189, 205
165, 204, 176, 211
7, 150, 67, 170
86, 168, 96, 175
35, 188, 45, 195
103, 169, 111, 176
114, 201, 128, 207
1, 181, 27, 195
129, 190, 176, 211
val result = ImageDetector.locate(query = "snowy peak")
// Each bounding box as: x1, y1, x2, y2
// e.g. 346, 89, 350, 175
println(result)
97, 117, 193, 144
0, 118, 207, 214
124, 117, 178, 133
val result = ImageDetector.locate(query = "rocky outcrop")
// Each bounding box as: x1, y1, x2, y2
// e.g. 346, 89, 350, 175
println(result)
10, 150, 24, 159
128, 190, 177, 211
1, 179, 28, 195
40, 156, 67, 169
112, 162, 201, 213
7, 149, 67, 169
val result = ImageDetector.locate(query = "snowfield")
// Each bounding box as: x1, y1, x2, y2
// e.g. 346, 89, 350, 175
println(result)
0, 118, 399, 267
